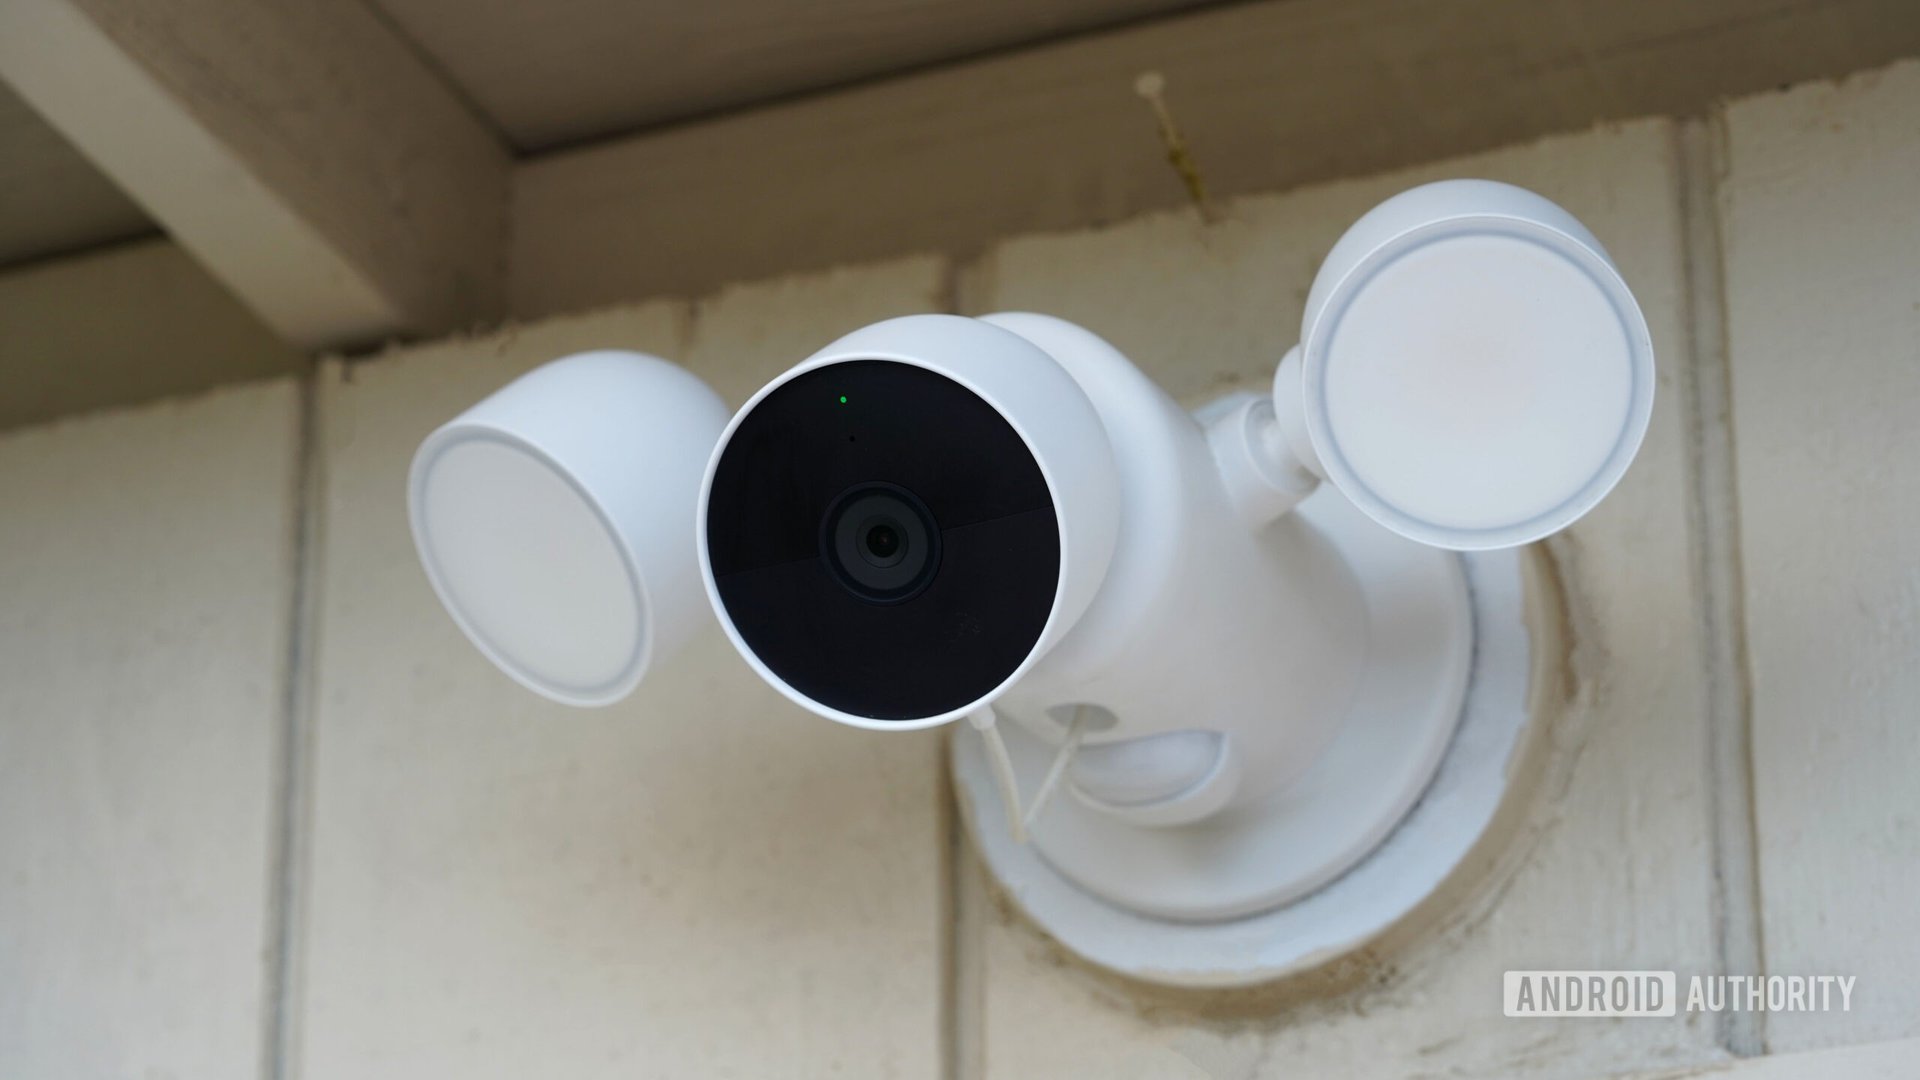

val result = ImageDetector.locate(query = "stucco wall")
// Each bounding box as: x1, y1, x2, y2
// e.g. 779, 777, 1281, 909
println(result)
3, 59, 1917, 1080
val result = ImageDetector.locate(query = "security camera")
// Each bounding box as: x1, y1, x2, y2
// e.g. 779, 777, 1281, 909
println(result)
409, 180, 1654, 973
699, 314, 1119, 729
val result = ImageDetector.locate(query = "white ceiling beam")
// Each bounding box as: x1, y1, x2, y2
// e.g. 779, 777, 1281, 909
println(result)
513, 0, 1920, 317
0, 0, 510, 350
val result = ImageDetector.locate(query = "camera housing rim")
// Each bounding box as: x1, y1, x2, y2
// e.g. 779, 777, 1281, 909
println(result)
696, 314, 1122, 731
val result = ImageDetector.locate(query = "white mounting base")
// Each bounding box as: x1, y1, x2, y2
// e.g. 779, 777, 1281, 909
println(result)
953, 505, 1535, 986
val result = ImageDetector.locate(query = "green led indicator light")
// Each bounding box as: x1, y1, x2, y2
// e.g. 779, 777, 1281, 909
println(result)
838, 395, 848, 404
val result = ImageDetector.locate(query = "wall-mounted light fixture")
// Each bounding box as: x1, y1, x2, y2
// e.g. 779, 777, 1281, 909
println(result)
408, 180, 1653, 986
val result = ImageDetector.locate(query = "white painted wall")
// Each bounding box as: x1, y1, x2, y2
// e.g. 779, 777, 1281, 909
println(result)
0, 382, 301, 1078
1, 60, 1916, 1080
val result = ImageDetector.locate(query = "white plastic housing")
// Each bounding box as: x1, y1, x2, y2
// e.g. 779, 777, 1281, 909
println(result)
409, 351, 730, 706
697, 314, 1122, 731
969, 316, 1468, 920
1294, 179, 1656, 550
982, 315, 1370, 814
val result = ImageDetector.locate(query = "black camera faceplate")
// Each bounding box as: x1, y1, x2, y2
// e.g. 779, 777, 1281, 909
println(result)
706, 360, 1060, 721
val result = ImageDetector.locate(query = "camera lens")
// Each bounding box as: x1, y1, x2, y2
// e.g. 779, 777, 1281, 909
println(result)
705, 358, 1061, 721
822, 483, 939, 603
862, 522, 902, 564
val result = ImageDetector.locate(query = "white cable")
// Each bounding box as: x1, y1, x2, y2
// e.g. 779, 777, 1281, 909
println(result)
967, 704, 1088, 845
968, 706, 1028, 844
1024, 705, 1088, 833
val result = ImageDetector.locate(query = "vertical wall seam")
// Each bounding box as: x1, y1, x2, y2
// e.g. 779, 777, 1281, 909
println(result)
937, 252, 988, 1080
1674, 116, 1768, 1058
935, 737, 963, 1080
950, 818, 988, 1080
934, 254, 962, 1080
260, 369, 325, 1080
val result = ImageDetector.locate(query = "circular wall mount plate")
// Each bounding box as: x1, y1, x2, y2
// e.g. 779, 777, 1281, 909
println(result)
952, 494, 1538, 987
1011, 486, 1472, 921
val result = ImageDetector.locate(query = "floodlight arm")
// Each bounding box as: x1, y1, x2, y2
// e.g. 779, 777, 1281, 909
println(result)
1204, 345, 1321, 529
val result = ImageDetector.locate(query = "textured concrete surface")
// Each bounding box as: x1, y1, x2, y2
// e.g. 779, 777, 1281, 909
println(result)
1722, 60, 1920, 1055
0, 381, 301, 1079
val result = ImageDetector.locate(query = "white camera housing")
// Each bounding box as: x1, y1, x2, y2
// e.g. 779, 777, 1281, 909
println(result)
696, 314, 1120, 730
408, 180, 1653, 987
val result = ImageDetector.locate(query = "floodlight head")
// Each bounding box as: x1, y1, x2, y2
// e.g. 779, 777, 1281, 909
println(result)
1293, 179, 1655, 550
408, 351, 730, 706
